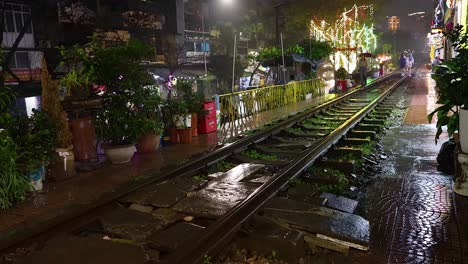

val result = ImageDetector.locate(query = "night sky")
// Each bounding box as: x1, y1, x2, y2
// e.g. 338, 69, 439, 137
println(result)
376, 0, 434, 57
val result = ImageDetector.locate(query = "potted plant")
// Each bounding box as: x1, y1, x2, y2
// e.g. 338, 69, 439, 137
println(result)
172, 99, 192, 144
93, 40, 154, 163
135, 86, 164, 153
41, 58, 75, 180
174, 82, 208, 137
335, 67, 348, 92
162, 97, 182, 144
59, 42, 100, 163
8, 110, 57, 190
428, 25, 468, 195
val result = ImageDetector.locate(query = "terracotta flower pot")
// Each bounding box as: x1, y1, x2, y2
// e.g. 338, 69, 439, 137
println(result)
137, 133, 161, 153
177, 128, 192, 144
170, 127, 179, 144
191, 113, 198, 137
69, 116, 97, 161
104, 144, 136, 164
47, 146, 76, 181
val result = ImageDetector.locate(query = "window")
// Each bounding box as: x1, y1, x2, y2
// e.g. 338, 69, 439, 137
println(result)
15, 52, 30, 68
194, 42, 210, 52
3, 3, 33, 33
2, 52, 31, 69
185, 41, 195, 52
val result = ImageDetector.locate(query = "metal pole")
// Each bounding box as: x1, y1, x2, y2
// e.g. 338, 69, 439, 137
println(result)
202, 14, 207, 76
231, 33, 237, 93
280, 33, 286, 83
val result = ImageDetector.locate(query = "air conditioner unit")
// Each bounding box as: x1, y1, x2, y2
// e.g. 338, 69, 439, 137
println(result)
38, 40, 51, 48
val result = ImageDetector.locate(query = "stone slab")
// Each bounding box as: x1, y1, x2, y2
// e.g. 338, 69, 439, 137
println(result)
264, 201, 369, 250
304, 234, 349, 255
215, 163, 265, 182
320, 193, 358, 214
19, 236, 146, 264
172, 181, 260, 219
120, 181, 187, 208
147, 222, 205, 253
151, 208, 185, 227
99, 207, 162, 242
287, 185, 325, 205
237, 216, 306, 263
243, 175, 273, 184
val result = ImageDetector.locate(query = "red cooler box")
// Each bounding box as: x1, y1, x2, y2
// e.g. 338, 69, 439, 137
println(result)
198, 101, 217, 134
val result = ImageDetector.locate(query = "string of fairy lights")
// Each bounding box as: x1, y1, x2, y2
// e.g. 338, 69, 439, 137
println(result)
310, 4, 377, 72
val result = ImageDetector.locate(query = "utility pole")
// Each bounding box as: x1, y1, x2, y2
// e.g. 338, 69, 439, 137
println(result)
231, 33, 237, 93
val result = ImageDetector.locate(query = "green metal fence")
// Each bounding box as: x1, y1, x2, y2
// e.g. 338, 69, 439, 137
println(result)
217, 78, 326, 139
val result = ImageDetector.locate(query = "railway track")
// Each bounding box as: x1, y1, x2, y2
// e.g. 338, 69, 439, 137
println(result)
4, 73, 406, 264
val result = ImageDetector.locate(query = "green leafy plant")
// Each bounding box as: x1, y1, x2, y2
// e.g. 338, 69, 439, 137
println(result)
58, 42, 98, 99
242, 149, 279, 161
310, 167, 348, 195
94, 40, 155, 145
193, 174, 208, 182
0, 131, 31, 209
203, 255, 212, 264
8, 110, 57, 175
134, 85, 163, 137
335, 67, 349, 80
257, 46, 282, 61
286, 127, 303, 134
208, 160, 236, 174
286, 44, 305, 55
428, 25, 468, 143
300, 39, 334, 61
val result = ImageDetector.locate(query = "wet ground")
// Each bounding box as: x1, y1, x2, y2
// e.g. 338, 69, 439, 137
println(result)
351, 69, 468, 263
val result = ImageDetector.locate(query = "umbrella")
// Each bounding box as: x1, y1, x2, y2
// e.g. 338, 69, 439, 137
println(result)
359, 53, 376, 58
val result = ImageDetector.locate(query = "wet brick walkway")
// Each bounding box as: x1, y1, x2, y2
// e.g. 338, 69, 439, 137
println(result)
355, 70, 468, 264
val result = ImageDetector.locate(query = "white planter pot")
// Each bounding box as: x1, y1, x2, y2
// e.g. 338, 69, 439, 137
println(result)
455, 153, 468, 196
175, 115, 192, 128
460, 109, 468, 154
104, 144, 136, 164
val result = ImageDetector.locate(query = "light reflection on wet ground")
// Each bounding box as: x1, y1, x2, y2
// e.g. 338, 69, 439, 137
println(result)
353, 69, 467, 263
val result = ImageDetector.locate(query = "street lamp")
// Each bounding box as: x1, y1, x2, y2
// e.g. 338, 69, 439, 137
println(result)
220, 0, 233, 5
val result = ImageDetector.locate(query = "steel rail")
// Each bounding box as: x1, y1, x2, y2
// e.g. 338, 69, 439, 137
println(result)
164, 75, 407, 264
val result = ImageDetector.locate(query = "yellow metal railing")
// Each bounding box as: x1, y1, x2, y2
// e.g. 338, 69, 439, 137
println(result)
217, 78, 326, 138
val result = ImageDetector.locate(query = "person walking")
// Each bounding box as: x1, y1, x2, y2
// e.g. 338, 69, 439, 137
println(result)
405, 52, 413, 77
409, 51, 415, 76
399, 53, 406, 70
358, 57, 368, 86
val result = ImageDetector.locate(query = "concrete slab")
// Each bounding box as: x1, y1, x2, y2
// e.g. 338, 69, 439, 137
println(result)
214, 163, 265, 182
172, 182, 260, 218
264, 201, 369, 251
99, 207, 162, 242
287, 184, 325, 204
237, 216, 306, 263
19, 236, 146, 264
151, 208, 185, 227
304, 234, 349, 255
119, 181, 187, 208
147, 222, 205, 252
320, 193, 358, 214
243, 175, 273, 184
